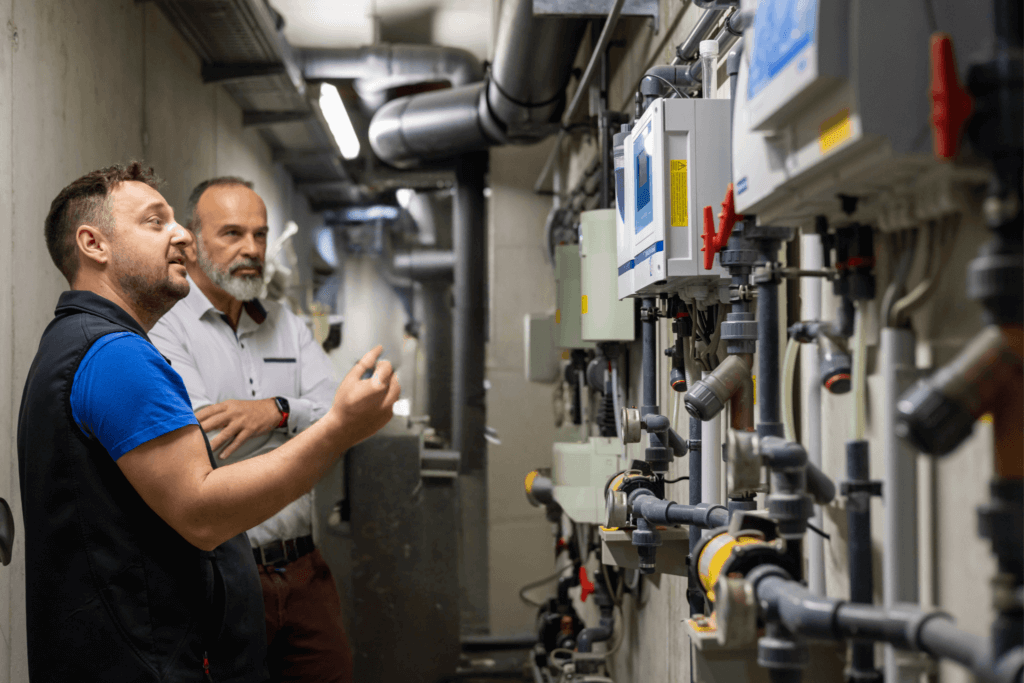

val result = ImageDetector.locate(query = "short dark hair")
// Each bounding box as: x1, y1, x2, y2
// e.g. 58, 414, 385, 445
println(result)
44, 162, 161, 282
185, 176, 255, 233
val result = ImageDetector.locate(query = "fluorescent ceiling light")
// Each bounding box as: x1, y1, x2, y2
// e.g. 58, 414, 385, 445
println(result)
342, 205, 400, 222
315, 227, 338, 267
319, 83, 361, 160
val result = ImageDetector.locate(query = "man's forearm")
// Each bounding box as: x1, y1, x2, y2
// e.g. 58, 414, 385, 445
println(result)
189, 415, 355, 549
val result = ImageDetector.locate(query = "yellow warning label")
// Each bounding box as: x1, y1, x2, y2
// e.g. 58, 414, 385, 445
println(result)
555, 309, 561, 324
819, 108, 852, 154
752, 375, 757, 404
581, 295, 588, 315
561, 350, 571, 360
670, 160, 688, 227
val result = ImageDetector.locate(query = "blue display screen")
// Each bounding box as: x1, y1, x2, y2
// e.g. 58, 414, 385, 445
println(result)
748, 0, 818, 99
634, 124, 653, 233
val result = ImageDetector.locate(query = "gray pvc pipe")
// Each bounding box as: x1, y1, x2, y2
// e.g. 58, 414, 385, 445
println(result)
882, 326, 921, 683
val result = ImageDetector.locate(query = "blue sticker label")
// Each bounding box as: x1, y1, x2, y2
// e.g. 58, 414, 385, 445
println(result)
736, 177, 748, 195
748, 0, 818, 100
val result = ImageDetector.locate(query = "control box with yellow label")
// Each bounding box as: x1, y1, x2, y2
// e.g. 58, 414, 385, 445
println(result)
731, 0, 993, 226
580, 209, 635, 342
620, 97, 732, 299
554, 244, 595, 350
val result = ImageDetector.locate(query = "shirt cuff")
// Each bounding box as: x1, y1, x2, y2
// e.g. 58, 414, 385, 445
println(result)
283, 396, 318, 435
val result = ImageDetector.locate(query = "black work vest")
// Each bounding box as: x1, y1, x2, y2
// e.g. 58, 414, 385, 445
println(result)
17, 291, 268, 682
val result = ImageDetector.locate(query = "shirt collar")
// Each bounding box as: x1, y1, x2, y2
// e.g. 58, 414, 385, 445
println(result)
181, 273, 268, 327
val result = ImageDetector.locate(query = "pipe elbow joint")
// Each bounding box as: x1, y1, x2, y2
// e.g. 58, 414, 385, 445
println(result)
760, 436, 808, 470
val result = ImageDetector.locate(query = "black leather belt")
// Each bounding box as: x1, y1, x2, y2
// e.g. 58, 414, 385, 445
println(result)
252, 534, 315, 567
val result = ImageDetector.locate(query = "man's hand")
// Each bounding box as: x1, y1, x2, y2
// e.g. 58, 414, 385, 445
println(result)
197, 398, 282, 459
326, 346, 401, 445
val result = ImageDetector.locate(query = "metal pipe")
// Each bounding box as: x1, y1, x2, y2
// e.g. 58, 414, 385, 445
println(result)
301, 44, 482, 88
393, 250, 456, 281
370, 0, 587, 166
533, 0, 626, 193
881, 327, 920, 683
452, 152, 490, 632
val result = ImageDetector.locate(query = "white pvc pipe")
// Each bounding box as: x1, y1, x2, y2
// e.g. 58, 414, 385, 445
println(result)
800, 233, 825, 596
851, 302, 869, 441
782, 337, 801, 443
701, 370, 722, 511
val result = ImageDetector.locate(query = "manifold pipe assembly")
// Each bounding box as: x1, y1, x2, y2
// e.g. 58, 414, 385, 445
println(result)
746, 565, 1023, 683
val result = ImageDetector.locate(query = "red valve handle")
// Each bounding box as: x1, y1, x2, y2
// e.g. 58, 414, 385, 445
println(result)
701, 184, 744, 270
929, 33, 973, 161
579, 566, 595, 603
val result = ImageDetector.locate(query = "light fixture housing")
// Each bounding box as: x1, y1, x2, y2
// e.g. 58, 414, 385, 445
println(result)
319, 83, 361, 160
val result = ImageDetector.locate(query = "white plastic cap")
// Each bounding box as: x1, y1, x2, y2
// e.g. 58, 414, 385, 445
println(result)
700, 39, 720, 57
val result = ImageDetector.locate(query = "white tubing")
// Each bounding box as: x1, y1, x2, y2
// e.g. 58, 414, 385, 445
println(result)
611, 365, 622, 438
851, 301, 869, 441
782, 337, 800, 443
701, 370, 722, 510
801, 233, 825, 596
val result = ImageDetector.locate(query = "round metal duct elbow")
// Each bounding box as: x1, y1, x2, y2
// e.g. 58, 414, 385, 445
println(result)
302, 44, 483, 88
369, 82, 498, 167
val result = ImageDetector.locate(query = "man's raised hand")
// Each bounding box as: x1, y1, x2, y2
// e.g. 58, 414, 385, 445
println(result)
327, 345, 401, 446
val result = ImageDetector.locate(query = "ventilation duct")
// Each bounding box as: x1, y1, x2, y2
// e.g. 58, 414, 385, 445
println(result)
368, 0, 587, 167
302, 44, 483, 92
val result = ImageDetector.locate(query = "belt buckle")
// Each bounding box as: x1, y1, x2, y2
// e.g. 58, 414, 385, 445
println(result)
260, 539, 287, 567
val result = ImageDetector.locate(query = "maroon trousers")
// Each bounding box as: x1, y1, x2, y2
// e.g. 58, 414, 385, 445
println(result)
257, 549, 353, 683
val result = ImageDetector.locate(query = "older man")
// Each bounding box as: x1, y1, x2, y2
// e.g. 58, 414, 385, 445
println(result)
18, 163, 399, 683
150, 177, 355, 683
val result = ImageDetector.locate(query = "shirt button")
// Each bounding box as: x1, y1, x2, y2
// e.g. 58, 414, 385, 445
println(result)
241, 343, 245, 348
250, 379, 253, 384
252, 390, 256, 396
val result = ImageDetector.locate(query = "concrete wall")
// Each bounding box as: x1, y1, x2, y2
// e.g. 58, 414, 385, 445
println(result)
0, 2, 322, 679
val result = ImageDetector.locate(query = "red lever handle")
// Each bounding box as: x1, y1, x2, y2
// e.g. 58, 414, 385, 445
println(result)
930, 33, 973, 160
579, 566, 595, 603
700, 184, 743, 270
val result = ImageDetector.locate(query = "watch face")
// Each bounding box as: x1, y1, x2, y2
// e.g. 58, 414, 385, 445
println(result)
275, 397, 290, 414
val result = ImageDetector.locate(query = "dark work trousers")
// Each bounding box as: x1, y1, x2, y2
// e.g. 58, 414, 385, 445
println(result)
258, 549, 353, 683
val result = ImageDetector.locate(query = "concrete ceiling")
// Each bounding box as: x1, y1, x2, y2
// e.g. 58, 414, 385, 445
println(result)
271, 0, 493, 60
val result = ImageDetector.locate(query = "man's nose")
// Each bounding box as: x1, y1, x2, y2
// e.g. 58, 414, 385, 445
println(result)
241, 233, 262, 259
170, 223, 192, 247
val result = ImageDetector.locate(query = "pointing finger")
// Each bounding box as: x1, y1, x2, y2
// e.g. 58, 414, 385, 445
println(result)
345, 346, 384, 383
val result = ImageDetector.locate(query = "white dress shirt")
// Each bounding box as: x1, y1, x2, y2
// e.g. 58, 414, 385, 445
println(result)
150, 275, 338, 548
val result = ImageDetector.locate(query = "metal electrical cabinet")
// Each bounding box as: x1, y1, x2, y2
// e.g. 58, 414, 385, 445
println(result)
555, 243, 596, 349
619, 97, 732, 300
731, 0, 994, 225
580, 209, 635, 342
552, 437, 625, 524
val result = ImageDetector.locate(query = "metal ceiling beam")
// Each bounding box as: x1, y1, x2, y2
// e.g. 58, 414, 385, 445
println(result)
242, 110, 313, 127
202, 62, 287, 84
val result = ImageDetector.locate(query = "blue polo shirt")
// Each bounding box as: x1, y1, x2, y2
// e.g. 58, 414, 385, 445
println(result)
70, 331, 199, 460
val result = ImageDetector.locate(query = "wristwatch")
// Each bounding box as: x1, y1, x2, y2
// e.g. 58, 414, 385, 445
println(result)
274, 396, 290, 429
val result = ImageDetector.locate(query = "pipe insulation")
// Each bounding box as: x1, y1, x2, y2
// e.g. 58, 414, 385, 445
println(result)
302, 43, 483, 89
369, 0, 586, 166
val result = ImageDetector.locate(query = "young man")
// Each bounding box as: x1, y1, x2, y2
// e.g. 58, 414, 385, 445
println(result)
17, 163, 399, 683
149, 177, 355, 682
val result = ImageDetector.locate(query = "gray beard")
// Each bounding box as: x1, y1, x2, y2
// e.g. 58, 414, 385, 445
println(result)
196, 242, 264, 302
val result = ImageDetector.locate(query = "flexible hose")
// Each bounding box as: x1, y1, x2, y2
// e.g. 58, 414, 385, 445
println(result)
890, 217, 959, 327
782, 336, 800, 443
851, 302, 868, 441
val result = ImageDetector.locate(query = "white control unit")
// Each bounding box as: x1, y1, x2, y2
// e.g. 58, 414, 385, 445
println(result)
554, 244, 595, 350
618, 97, 732, 301
732, 0, 993, 227
580, 209, 635, 342
523, 312, 559, 383
552, 437, 625, 525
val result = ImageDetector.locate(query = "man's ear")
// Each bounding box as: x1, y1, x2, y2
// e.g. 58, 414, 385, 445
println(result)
75, 224, 111, 269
